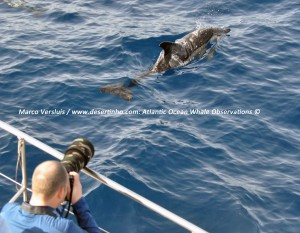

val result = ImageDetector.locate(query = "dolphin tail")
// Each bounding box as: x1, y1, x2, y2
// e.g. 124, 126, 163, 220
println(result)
100, 83, 133, 101
100, 71, 152, 101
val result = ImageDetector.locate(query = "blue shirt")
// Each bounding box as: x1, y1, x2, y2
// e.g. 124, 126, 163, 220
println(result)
0, 214, 12, 233
0, 197, 101, 233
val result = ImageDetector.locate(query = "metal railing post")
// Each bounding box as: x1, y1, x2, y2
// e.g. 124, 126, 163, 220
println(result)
19, 138, 28, 202
9, 138, 28, 202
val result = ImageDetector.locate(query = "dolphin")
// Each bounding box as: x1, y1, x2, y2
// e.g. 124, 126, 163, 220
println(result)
151, 27, 230, 73
3, 0, 46, 14
100, 27, 230, 101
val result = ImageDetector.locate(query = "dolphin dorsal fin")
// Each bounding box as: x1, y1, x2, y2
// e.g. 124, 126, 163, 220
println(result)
160, 42, 175, 53
159, 41, 185, 56
159, 42, 182, 56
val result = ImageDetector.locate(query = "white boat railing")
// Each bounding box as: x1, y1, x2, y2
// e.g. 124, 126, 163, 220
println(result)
0, 120, 208, 233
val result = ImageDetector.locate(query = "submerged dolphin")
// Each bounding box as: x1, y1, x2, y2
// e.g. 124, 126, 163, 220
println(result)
100, 27, 230, 101
3, 0, 46, 14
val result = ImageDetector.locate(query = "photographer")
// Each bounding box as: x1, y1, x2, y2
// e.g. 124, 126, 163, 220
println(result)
0, 214, 12, 233
0, 160, 101, 233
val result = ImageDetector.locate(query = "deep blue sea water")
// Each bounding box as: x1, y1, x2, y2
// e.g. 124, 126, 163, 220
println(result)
0, 0, 300, 232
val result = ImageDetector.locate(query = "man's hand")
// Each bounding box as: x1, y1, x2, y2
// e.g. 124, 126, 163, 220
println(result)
68, 172, 83, 204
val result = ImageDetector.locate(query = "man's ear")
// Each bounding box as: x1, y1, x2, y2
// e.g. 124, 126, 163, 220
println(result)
57, 185, 66, 200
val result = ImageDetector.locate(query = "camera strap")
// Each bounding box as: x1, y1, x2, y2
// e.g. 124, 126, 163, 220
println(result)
21, 202, 57, 218
64, 175, 74, 218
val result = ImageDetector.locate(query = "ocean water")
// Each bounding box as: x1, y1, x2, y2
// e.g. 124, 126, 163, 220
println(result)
0, 0, 300, 232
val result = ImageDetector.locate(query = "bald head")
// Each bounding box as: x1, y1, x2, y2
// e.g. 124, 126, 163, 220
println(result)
32, 161, 68, 199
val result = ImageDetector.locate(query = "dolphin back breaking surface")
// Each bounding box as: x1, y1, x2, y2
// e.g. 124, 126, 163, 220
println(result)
151, 27, 230, 73
100, 27, 231, 101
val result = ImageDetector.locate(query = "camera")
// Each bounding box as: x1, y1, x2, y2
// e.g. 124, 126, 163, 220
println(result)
61, 138, 95, 173
61, 138, 94, 218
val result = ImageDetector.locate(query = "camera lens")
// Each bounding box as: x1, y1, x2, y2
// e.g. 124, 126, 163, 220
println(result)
61, 138, 95, 172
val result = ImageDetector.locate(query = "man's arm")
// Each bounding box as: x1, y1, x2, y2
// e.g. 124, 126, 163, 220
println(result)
72, 197, 101, 233
69, 172, 101, 233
